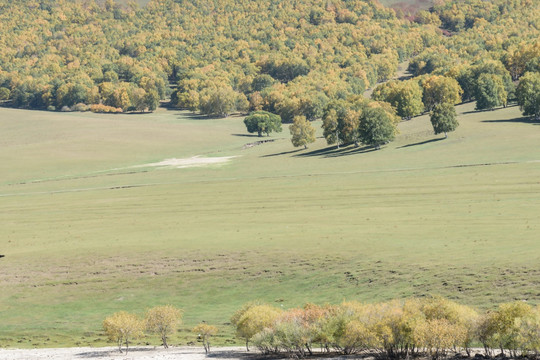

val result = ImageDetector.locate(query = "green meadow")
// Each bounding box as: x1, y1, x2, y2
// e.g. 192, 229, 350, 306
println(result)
1, 103, 539, 348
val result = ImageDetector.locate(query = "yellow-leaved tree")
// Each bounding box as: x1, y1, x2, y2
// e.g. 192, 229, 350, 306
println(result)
103, 311, 144, 354
192, 323, 219, 353
144, 305, 183, 348
232, 303, 282, 351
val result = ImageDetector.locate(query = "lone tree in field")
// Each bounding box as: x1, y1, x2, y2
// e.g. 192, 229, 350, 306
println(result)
516, 72, 540, 120
193, 323, 219, 353
145, 305, 183, 348
290, 115, 316, 149
103, 311, 144, 354
243, 111, 282, 137
358, 106, 397, 149
430, 103, 458, 138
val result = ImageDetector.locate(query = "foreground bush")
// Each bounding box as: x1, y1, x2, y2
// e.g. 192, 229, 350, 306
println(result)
235, 297, 538, 359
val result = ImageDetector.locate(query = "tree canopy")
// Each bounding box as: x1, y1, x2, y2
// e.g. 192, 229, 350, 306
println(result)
516, 72, 540, 120
430, 103, 458, 138
244, 111, 282, 137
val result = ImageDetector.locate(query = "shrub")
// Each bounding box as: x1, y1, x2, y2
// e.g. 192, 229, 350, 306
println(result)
89, 104, 123, 113
73, 103, 89, 112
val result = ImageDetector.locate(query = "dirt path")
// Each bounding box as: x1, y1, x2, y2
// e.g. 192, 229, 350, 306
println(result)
0, 346, 263, 360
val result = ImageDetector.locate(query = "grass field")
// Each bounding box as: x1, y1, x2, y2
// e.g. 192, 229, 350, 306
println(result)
1, 102, 539, 348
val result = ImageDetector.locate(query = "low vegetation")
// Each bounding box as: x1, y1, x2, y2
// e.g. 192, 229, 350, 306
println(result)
234, 298, 540, 359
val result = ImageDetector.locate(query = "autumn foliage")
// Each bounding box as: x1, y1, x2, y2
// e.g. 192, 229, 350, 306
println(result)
233, 297, 540, 359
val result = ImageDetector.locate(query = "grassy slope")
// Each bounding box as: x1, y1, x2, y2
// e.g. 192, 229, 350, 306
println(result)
1, 103, 539, 348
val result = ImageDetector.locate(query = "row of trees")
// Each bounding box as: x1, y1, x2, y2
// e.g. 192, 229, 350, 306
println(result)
243, 61, 540, 150
102, 305, 217, 354
232, 297, 540, 359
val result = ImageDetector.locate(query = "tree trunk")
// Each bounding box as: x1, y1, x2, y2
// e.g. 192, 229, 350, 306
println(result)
246, 339, 249, 352
444, 131, 448, 138
258, 130, 262, 137
162, 334, 168, 348
304, 144, 307, 149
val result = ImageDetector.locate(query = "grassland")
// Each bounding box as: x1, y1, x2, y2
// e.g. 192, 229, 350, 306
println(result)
1, 103, 539, 348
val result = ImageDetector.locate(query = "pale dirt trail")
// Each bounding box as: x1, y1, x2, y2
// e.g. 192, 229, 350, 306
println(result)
0, 346, 264, 360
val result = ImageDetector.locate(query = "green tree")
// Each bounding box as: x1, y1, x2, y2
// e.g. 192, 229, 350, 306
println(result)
322, 106, 340, 148
0, 87, 10, 101
516, 72, 540, 120
251, 74, 275, 92
358, 106, 397, 149
474, 73, 507, 110
430, 103, 458, 138
103, 311, 144, 354
290, 115, 316, 149
144, 305, 183, 348
243, 111, 282, 137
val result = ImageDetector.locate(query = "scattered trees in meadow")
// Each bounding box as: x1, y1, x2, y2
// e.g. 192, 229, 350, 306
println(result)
320, 99, 398, 150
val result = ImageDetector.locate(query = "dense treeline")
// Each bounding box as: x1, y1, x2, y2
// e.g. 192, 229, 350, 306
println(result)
0, 0, 435, 113
232, 297, 540, 359
0, 0, 538, 124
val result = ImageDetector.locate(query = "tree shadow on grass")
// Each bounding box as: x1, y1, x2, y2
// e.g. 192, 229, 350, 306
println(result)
232, 133, 263, 137
397, 137, 445, 148
482, 116, 540, 125
76, 347, 155, 358
294, 145, 377, 158
207, 350, 268, 359
261, 149, 303, 157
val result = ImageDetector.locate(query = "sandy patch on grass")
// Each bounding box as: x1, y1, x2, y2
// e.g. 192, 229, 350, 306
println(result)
138, 156, 237, 169
0, 346, 259, 360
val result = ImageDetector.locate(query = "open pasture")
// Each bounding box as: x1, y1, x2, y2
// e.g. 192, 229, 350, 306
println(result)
1, 103, 539, 347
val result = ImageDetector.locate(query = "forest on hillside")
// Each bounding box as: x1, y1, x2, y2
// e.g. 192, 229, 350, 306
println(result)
0, 0, 538, 123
